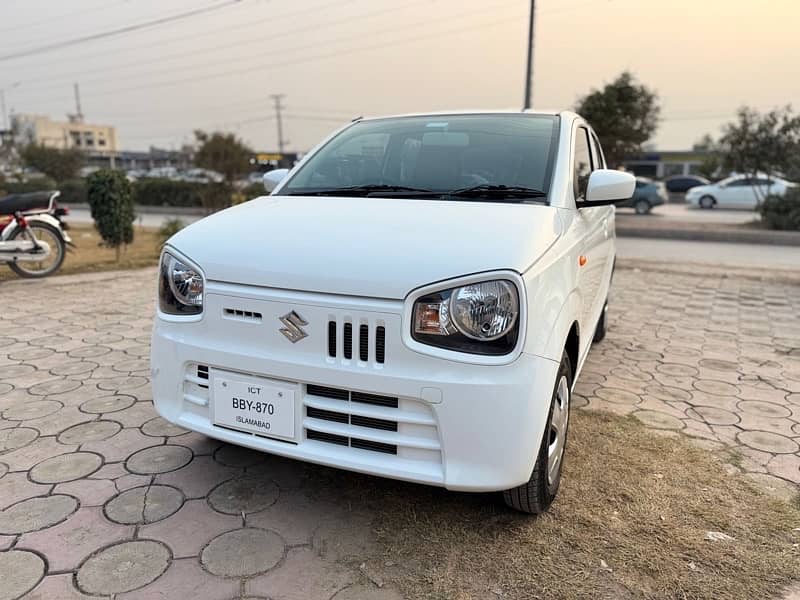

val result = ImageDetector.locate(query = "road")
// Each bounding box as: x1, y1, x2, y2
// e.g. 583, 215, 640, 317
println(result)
67, 206, 204, 229
618, 201, 760, 224
616, 237, 798, 270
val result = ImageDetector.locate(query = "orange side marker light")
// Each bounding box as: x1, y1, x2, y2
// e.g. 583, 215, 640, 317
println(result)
579, 255, 587, 267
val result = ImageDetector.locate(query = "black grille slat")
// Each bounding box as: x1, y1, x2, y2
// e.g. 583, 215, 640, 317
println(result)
307, 429, 349, 446
196, 365, 209, 380
306, 406, 349, 424
375, 326, 385, 364
351, 415, 398, 432
350, 438, 397, 454
306, 385, 350, 401
359, 324, 369, 362
351, 391, 399, 408
328, 321, 337, 358
343, 323, 353, 359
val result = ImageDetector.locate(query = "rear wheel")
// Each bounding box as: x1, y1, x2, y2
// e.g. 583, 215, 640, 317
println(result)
503, 352, 572, 514
7, 222, 66, 278
699, 195, 715, 209
634, 199, 651, 215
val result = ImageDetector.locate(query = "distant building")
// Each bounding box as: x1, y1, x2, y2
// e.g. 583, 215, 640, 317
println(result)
11, 113, 118, 153
624, 150, 710, 178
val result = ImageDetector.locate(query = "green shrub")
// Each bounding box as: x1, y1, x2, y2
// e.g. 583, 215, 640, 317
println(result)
759, 188, 800, 231
86, 170, 135, 261
198, 182, 233, 213
157, 217, 185, 248
132, 178, 205, 208
58, 179, 87, 204
0, 177, 57, 194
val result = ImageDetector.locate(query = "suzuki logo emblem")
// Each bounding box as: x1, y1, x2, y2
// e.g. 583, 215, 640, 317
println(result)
279, 311, 308, 343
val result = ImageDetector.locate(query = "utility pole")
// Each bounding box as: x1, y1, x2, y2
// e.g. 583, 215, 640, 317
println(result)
0, 89, 7, 131
0, 82, 20, 131
269, 94, 287, 154
523, 0, 536, 110
74, 82, 84, 121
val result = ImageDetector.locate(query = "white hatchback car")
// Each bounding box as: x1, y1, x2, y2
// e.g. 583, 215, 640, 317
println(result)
151, 111, 634, 514
686, 173, 796, 209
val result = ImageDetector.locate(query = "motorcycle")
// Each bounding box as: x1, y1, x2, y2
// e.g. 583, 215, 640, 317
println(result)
0, 190, 73, 278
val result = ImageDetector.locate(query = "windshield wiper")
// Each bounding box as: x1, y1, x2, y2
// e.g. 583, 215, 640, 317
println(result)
287, 184, 436, 197
447, 184, 548, 202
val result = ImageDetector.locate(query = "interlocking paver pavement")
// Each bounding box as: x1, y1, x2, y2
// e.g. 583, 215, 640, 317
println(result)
0, 265, 798, 598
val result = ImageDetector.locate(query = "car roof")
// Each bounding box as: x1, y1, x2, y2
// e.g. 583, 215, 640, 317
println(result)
355, 109, 576, 122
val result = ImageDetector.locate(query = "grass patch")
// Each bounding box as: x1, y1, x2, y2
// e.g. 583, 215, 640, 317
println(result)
353, 410, 799, 599
0, 224, 160, 282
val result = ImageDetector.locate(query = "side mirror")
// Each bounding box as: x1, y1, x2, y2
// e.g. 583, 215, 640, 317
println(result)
263, 168, 290, 193
582, 169, 636, 206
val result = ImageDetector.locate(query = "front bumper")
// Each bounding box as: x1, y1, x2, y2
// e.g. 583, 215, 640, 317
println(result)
151, 281, 559, 492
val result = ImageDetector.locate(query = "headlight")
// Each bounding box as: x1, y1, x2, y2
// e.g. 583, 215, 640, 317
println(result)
159, 251, 204, 315
412, 279, 520, 355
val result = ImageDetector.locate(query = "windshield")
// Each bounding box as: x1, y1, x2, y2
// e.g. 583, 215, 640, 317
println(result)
278, 114, 560, 202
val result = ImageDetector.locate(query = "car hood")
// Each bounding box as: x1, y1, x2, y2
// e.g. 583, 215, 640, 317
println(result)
168, 195, 563, 299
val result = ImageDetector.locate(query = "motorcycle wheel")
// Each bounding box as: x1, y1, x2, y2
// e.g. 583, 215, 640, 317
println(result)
8, 222, 66, 278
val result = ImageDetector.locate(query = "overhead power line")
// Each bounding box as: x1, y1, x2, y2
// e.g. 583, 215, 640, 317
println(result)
0, 0, 129, 35
0, 0, 243, 62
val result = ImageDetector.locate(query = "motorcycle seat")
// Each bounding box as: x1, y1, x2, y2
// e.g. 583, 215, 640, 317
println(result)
0, 192, 54, 215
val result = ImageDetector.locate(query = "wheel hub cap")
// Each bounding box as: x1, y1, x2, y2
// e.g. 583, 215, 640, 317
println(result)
547, 375, 570, 486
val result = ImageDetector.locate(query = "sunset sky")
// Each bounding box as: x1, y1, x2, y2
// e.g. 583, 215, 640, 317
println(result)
1, 0, 798, 152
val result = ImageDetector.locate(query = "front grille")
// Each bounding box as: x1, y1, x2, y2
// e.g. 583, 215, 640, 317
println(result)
328, 321, 386, 364
307, 384, 349, 400
307, 429, 348, 446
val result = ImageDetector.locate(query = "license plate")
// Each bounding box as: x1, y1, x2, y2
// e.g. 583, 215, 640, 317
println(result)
212, 374, 296, 440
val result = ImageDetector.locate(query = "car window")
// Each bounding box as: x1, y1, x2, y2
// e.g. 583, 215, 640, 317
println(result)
728, 178, 750, 187
635, 180, 646, 189
573, 127, 592, 201
590, 133, 605, 169
754, 178, 773, 186
281, 114, 560, 201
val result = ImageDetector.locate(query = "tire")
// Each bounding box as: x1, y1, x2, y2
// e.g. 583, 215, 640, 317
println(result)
593, 298, 608, 343
634, 199, 651, 215
7, 222, 66, 278
503, 352, 572, 515
699, 195, 715, 209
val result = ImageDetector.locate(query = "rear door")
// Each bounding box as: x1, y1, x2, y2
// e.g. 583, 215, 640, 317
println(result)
720, 177, 757, 208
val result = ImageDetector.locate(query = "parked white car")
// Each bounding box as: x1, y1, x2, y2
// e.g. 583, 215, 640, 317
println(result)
686, 174, 796, 209
151, 111, 634, 514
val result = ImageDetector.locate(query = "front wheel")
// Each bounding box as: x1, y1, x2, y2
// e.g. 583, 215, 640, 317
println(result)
634, 199, 651, 215
7, 222, 66, 278
503, 352, 572, 514
699, 195, 715, 209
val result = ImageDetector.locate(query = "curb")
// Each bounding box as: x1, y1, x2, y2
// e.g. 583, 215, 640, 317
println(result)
617, 224, 800, 247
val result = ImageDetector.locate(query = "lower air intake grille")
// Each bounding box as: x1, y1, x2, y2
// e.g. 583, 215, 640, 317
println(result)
304, 384, 404, 455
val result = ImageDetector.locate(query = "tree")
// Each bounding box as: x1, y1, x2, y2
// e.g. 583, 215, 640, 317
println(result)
574, 71, 660, 168
717, 106, 800, 204
193, 130, 253, 183
692, 134, 722, 180
20, 144, 84, 183
86, 169, 135, 261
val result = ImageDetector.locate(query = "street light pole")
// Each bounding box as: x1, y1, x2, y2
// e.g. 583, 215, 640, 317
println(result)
523, 0, 536, 110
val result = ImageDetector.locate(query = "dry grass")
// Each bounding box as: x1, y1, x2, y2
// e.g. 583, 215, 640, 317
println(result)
350, 411, 800, 600
0, 224, 160, 282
